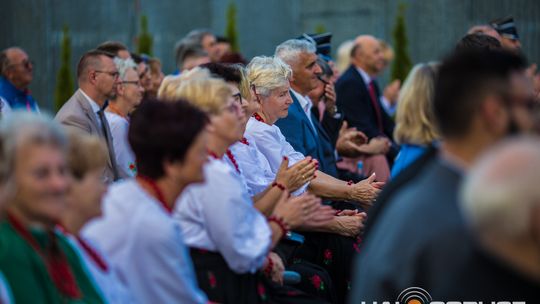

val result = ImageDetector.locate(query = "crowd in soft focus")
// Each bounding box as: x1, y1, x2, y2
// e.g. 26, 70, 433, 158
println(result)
0, 15, 540, 304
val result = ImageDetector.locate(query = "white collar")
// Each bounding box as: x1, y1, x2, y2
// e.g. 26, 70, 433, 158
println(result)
290, 88, 312, 114
79, 89, 102, 113
355, 67, 373, 87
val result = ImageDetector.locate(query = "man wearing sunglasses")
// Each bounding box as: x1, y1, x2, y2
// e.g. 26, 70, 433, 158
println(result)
0, 47, 39, 112
55, 49, 125, 183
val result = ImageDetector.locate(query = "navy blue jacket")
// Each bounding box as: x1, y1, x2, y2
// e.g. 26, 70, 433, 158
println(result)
335, 65, 394, 140
275, 91, 338, 178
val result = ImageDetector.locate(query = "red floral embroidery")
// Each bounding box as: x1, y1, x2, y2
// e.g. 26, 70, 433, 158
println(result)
128, 163, 137, 173
323, 248, 333, 265
257, 282, 267, 301
207, 271, 217, 289
353, 235, 363, 253
311, 274, 325, 291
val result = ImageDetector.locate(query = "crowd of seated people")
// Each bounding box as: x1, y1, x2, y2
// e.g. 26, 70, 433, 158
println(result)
0, 15, 539, 304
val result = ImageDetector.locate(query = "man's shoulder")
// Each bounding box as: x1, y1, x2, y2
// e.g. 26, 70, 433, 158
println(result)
56, 92, 86, 117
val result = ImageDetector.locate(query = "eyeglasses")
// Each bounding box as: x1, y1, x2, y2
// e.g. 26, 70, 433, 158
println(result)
95, 70, 120, 79
122, 81, 142, 87
8, 59, 33, 70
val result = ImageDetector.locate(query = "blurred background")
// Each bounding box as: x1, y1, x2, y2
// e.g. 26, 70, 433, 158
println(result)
1, 0, 539, 111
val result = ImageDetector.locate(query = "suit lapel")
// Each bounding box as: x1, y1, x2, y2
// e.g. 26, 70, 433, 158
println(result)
75, 90, 118, 179
76, 90, 102, 136
289, 91, 318, 139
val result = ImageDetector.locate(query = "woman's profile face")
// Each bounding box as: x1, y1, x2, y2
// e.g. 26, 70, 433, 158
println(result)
261, 83, 293, 123
69, 167, 107, 222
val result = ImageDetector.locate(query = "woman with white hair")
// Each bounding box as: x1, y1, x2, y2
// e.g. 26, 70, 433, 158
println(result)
0, 112, 104, 303
106, 57, 144, 178
246, 55, 379, 304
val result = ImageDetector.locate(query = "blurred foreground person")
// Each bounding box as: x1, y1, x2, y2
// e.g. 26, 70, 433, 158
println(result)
83, 100, 209, 303
61, 131, 134, 303
0, 112, 104, 303
350, 49, 533, 302
433, 137, 540, 302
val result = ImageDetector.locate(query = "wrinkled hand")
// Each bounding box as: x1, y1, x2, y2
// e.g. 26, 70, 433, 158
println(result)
383, 79, 401, 106
275, 156, 317, 192
273, 192, 322, 230
301, 203, 335, 230
348, 173, 381, 208
267, 252, 285, 285
333, 213, 367, 237
336, 121, 369, 157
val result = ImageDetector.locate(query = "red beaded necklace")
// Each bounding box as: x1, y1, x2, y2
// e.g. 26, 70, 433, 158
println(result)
7, 212, 81, 298
240, 137, 249, 146
208, 149, 241, 174
225, 149, 241, 174
253, 112, 265, 123
136, 175, 173, 214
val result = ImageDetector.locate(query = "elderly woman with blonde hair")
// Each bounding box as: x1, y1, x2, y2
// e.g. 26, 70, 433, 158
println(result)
391, 62, 440, 177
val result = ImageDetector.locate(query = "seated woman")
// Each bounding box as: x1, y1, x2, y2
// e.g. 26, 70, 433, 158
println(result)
161, 69, 330, 303
245, 56, 382, 211
83, 100, 209, 303
246, 56, 381, 303
0, 112, 104, 303
391, 62, 440, 178
61, 131, 133, 303
105, 57, 144, 178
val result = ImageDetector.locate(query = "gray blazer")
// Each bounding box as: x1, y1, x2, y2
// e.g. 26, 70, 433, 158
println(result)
55, 89, 125, 183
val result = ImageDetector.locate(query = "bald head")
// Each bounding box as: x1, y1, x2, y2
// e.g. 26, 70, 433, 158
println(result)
461, 137, 540, 239
0, 47, 33, 89
350, 35, 385, 76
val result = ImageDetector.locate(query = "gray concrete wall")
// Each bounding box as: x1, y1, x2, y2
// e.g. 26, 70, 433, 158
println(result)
1, 0, 539, 111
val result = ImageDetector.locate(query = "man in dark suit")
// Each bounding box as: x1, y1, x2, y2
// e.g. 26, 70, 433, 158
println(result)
55, 49, 124, 183
335, 35, 395, 158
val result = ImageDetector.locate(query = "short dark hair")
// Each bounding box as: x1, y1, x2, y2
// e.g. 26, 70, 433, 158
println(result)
434, 49, 527, 138
128, 99, 209, 179
200, 62, 242, 84
96, 41, 128, 56
175, 41, 207, 69
455, 34, 502, 52
76, 49, 115, 80
216, 36, 230, 44
131, 53, 149, 65
316, 56, 333, 78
